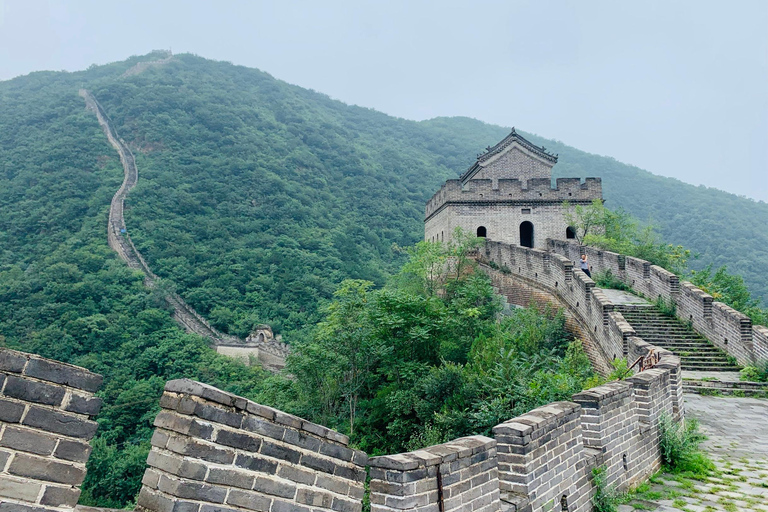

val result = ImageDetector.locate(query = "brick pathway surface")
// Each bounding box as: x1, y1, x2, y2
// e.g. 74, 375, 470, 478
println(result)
621, 394, 768, 512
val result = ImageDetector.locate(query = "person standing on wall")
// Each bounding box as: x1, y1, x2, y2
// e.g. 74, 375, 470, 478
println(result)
580, 253, 592, 278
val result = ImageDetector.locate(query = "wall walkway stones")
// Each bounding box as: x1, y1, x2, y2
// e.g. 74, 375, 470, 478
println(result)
0, 348, 103, 511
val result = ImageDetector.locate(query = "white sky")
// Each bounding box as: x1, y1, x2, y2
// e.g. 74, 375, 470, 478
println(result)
1, 0, 766, 201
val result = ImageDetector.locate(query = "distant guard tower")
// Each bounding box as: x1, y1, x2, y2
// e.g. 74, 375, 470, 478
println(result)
424, 128, 602, 248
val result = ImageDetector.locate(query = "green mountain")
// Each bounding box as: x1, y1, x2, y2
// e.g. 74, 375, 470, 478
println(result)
2, 51, 766, 348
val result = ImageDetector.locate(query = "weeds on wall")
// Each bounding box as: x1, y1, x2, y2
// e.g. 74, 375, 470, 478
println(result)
658, 414, 714, 478
591, 465, 625, 512
593, 269, 631, 291
654, 296, 677, 318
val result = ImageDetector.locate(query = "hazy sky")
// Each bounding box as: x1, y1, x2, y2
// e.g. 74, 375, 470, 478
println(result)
2, 0, 766, 201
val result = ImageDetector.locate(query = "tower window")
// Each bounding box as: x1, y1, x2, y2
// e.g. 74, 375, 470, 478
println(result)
566, 226, 576, 239
477, 226, 487, 238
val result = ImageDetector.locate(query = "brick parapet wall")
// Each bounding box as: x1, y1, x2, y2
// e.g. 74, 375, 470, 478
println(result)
493, 401, 591, 512
479, 241, 652, 374
136, 379, 367, 512
548, 239, 767, 366
0, 348, 103, 511
368, 436, 500, 512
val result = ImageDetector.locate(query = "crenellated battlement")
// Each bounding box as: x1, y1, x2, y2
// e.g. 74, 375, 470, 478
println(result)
425, 177, 602, 220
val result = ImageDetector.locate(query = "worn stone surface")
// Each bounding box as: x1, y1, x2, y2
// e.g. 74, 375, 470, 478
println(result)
623, 394, 768, 511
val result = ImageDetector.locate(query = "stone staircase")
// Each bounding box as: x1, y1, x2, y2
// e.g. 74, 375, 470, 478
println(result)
616, 305, 741, 372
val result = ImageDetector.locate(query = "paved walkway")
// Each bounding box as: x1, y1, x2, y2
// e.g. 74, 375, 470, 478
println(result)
621, 394, 768, 512
683, 371, 742, 383
601, 288, 652, 306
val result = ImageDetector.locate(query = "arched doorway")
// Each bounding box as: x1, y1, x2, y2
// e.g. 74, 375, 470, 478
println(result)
476, 226, 487, 238
566, 226, 576, 239
520, 221, 534, 248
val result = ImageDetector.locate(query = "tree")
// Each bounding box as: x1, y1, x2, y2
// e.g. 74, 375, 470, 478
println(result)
313, 280, 384, 435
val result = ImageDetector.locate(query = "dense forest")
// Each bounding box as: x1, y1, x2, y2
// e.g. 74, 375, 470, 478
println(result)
1, 52, 767, 506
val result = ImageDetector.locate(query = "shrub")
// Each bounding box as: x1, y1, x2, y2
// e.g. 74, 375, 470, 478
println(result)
740, 361, 768, 382
658, 413, 714, 477
608, 357, 632, 381
654, 296, 677, 317
593, 269, 631, 291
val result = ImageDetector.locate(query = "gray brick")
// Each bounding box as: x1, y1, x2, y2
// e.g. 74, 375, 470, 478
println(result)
137, 486, 175, 512
40, 484, 82, 507
234, 453, 278, 475
0, 398, 25, 423
0, 449, 10, 470
8, 453, 86, 485
2, 375, 66, 406
159, 391, 181, 410
300, 452, 335, 474
22, 405, 99, 439
252, 474, 296, 499
332, 496, 362, 512
166, 436, 235, 464
296, 487, 334, 508
0, 349, 28, 373
215, 428, 261, 452
0, 425, 58, 456
64, 392, 103, 416
283, 428, 322, 452
54, 438, 93, 463
158, 475, 227, 503
206, 467, 254, 489
270, 499, 310, 512
193, 402, 243, 428
242, 415, 286, 440
179, 459, 208, 480
24, 357, 102, 392
165, 379, 240, 408
226, 488, 272, 511
0, 474, 43, 501
151, 429, 170, 448
320, 441, 355, 461
260, 440, 301, 464
277, 463, 316, 485
199, 505, 241, 512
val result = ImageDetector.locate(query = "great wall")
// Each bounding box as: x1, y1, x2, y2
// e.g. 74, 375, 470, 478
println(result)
77, 90, 289, 372
2, 231, 768, 511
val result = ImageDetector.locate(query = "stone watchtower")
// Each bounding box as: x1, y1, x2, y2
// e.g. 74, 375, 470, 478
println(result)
425, 128, 602, 248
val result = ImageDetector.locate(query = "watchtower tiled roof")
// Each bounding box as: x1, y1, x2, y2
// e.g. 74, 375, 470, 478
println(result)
460, 128, 558, 183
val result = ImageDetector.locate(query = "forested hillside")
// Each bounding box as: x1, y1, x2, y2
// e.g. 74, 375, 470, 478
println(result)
1, 50, 766, 507
2, 53, 766, 346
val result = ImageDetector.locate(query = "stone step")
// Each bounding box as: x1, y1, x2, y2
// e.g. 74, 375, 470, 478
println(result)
683, 380, 768, 398
639, 340, 716, 347
682, 364, 742, 372
617, 302, 740, 372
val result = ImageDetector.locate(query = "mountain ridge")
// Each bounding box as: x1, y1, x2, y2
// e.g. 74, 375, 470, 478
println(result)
1, 53, 765, 347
